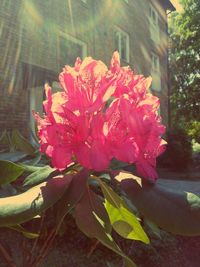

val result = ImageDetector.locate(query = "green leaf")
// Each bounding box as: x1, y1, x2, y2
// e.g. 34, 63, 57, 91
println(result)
0, 151, 27, 162
75, 187, 137, 267
12, 129, 36, 155
23, 165, 56, 187
116, 172, 200, 236
0, 174, 72, 226
0, 184, 17, 197
89, 189, 112, 234
55, 169, 89, 228
8, 224, 39, 239
21, 153, 41, 166
97, 179, 149, 244
144, 219, 161, 239
110, 159, 130, 170
0, 160, 25, 185
19, 163, 45, 173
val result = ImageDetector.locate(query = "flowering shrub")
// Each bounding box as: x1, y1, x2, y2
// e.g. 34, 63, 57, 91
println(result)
1, 53, 200, 267
34, 52, 166, 181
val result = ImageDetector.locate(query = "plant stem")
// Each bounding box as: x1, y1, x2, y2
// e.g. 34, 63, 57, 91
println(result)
0, 242, 17, 267
29, 228, 56, 267
22, 216, 45, 266
87, 240, 99, 258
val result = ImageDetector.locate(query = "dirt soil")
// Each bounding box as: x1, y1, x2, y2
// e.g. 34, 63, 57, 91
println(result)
1, 222, 200, 267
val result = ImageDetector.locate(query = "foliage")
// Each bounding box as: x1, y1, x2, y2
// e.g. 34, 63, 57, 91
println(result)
0, 129, 200, 267
169, 0, 200, 136
185, 121, 200, 144
1, 49, 200, 267
116, 171, 200, 236
0, 160, 25, 185
192, 141, 200, 153
0, 130, 144, 267
158, 127, 192, 170
98, 179, 149, 244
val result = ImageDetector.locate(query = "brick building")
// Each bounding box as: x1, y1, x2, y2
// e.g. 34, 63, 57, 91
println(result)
0, 0, 175, 139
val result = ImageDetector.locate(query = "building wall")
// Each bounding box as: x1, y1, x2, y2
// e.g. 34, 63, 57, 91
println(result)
0, 0, 28, 137
0, 0, 170, 139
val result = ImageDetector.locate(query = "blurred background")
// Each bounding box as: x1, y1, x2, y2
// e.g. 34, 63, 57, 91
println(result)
0, 0, 199, 173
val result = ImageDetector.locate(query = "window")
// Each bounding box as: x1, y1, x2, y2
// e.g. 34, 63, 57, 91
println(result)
24, 64, 57, 142
149, 4, 160, 43
29, 85, 44, 143
51, 81, 62, 94
151, 52, 161, 91
30, 82, 63, 143
151, 52, 159, 72
58, 33, 87, 68
150, 6, 158, 26
114, 27, 130, 62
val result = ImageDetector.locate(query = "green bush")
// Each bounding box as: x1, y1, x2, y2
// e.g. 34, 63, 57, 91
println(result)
186, 121, 200, 144
158, 128, 192, 171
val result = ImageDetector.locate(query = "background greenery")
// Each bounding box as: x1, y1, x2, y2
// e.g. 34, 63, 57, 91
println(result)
169, 0, 200, 143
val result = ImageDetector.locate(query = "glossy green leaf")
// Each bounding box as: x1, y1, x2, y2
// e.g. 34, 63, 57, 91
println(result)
12, 129, 36, 155
21, 153, 41, 166
0, 174, 72, 226
23, 165, 56, 187
55, 169, 89, 228
86, 189, 112, 234
144, 219, 161, 239
110, 159, 130, 170
8, 224, 39, 239
19, 163, 45, 173
0, 160, 25, 185
0, 184, 17, 197
97, 179, 149, 244
75, 187, 137, 267
116, 171, 200, 236
0, 151, 27, 162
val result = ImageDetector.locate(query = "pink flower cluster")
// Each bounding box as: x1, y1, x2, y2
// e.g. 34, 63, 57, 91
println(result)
34, 52, 166, 181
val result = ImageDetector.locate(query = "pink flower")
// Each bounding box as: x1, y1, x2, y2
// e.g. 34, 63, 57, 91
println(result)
34, 52, 166, 180
105, 53, 166, 181
59, 57, 116, 114
34, 57, 116, 171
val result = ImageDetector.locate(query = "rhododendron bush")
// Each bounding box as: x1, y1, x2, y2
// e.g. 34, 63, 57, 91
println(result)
35, 52, 166, 181
1, 52, 199, 267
